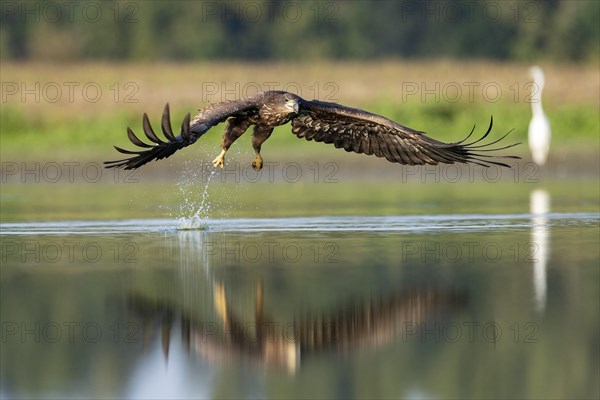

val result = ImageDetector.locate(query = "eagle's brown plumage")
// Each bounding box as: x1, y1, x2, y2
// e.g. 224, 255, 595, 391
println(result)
104, 90, 520, 170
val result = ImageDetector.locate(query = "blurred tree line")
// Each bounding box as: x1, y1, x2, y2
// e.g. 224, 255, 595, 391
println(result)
1, 0, 598, 62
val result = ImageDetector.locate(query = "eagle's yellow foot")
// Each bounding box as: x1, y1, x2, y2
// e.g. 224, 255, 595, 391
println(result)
214, 282, 228, 324
251, 154, 263, 171
212, 150, 226, 168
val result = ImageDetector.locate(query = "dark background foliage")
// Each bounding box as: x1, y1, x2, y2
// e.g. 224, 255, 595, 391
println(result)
1, 0, 598, 62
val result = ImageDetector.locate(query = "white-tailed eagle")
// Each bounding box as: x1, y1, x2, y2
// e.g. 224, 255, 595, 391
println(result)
104, 90, 519, 170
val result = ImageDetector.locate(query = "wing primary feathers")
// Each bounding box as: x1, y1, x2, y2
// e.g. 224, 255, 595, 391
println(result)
470, 153, 521, 159
455, 124, 476, 144
114, 146, 144, 155
142, 113, 165, 144
471, 142, 522, 152
106, 95, 260, 170
181, 113, 191, 142
127, 127, 153, 148
457, 124, 521, 166
466, 128, 515, 149
461, 116, 494, 147
469, 158, 511, 168
161, 103, 177, 141
105, 105, 192, 170
440, 117, 520, 167
292, 107, 520, 168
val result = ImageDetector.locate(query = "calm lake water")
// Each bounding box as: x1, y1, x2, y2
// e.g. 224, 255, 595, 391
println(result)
1, 173, 599, 399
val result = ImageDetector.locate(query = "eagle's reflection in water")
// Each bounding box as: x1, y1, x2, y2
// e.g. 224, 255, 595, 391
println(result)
127, 283, 468, 374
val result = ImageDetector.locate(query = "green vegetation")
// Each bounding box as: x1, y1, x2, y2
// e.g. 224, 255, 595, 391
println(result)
1, 61, 598, 163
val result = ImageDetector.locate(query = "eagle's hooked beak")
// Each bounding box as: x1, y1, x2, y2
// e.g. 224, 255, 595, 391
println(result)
287, 99, 299, 114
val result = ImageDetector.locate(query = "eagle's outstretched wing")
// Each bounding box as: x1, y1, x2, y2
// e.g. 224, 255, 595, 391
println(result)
292, 99, 520, 167
104, 99, 258, 170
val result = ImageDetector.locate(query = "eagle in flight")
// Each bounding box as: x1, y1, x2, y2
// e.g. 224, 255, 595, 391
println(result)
104, 90, 519, 170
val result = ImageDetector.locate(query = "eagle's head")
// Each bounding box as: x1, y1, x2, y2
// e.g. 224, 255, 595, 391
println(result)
283, 92, 300, 114
260, 91, 300, 125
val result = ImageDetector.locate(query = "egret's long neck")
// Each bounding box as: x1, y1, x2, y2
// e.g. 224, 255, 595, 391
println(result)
531, 81, 544, 116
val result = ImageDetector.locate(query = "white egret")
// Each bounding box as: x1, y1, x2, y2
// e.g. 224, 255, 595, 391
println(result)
528, 66, 551, 165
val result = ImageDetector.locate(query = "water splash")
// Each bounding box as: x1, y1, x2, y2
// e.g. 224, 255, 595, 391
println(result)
177, 164, 217, 230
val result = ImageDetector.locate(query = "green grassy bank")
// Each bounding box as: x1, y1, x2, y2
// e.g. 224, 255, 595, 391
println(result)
1, 60, 598, 163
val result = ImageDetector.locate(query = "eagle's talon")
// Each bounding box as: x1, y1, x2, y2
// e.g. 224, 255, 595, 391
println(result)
212, 158, 224, 168
212, 151, 226, 168
251, 156, 263, 171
